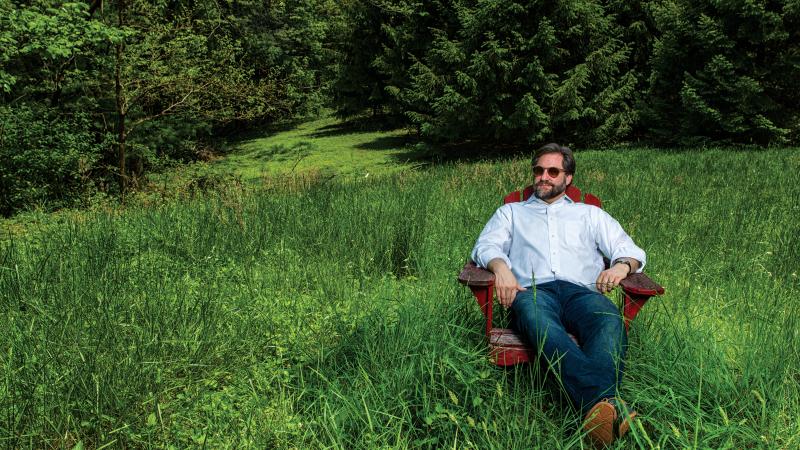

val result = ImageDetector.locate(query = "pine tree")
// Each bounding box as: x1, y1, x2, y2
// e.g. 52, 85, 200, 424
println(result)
643, 0, 800, 145
403, 0, 639, 146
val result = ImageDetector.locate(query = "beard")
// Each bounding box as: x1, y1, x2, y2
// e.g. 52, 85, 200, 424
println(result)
534, 179, 568, 201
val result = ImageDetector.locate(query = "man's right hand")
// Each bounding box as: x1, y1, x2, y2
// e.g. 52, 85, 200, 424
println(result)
488, 259, 526, 308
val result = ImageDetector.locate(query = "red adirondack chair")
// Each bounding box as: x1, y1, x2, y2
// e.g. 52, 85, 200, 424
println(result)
458, 184, 665, 366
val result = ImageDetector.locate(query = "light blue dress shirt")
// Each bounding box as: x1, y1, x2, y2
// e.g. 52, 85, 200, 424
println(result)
470, 194, 646, 292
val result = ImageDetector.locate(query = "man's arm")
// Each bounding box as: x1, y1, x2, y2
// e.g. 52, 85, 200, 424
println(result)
591, 208, 646, 293
470, 205, 526, 306
471, 205, 513, 269
487, 258, 527, 308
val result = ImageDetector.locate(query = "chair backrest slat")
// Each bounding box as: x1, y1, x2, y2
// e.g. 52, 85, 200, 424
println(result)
503, 191, 522, 204
505, 184, 602, 209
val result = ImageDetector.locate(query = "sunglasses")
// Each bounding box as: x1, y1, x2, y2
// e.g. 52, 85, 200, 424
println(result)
532, 166, 566, 177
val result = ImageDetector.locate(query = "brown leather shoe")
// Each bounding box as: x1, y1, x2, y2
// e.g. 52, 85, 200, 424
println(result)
583, 399, 638, 448
584, 400, 616, 447
612, 399, 637, 440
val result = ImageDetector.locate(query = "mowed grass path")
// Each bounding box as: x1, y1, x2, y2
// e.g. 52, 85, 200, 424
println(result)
208, 115, 417, 180
2, 118, 800, 448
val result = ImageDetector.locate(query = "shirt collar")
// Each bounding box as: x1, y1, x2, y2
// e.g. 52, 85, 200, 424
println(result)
526, 192, 574, 206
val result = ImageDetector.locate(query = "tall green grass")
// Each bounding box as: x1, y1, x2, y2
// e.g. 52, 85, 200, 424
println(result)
2, 148, 799, 448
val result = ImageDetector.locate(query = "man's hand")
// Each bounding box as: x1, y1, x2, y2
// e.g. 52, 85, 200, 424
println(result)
488, 259, 526, 308
595, 262, 632, 293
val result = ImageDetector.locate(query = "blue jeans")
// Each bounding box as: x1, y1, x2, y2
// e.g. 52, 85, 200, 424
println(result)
511, 280, 627, 415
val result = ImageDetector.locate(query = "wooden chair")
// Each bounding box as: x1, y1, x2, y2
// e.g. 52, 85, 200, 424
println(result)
458, 184, 664, 366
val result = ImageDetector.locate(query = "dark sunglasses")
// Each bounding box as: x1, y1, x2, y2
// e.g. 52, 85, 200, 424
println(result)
532, 166, 566, 177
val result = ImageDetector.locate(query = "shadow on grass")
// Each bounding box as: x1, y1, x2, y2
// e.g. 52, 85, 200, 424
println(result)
384, 140, 532, 169
304, 114, 407, 139
225, 113, 586, 171
387, 138, 783, 168
246, 142, 316, 162
220, 118, 315, 149
354, 135, 411, 152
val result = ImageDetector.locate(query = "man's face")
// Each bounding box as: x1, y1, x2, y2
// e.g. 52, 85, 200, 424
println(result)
532, 153, 573, 203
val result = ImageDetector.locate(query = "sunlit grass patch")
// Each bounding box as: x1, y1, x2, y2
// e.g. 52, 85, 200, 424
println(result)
209, 115, 418, 180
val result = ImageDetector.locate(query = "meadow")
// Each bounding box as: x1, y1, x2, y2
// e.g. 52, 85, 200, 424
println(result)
2, 121, 800, 448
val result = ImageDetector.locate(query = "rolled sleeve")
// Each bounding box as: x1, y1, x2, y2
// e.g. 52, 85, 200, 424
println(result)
592, 208, 646, 272
471, 205, 513, 270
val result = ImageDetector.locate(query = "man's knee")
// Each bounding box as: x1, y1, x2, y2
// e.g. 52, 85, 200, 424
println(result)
511, 289, 560, 340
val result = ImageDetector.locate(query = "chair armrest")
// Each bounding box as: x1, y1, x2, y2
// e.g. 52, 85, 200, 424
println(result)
460, 261, 662, 295
458, 260, 495, 287
620, 272, 664, 297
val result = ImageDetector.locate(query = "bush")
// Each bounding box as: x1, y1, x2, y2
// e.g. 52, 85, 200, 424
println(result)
0, 105, 107, 216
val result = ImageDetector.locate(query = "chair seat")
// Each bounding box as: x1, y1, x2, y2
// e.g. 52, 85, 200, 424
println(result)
489, 327, 579, 366
489, 328, 531, 366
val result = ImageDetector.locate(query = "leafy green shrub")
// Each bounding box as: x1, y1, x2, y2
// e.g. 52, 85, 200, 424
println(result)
131, 115, 215, 168
0, 105, 106, 216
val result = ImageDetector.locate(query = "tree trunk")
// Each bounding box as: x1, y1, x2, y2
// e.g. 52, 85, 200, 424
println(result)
115, 0, 126, 193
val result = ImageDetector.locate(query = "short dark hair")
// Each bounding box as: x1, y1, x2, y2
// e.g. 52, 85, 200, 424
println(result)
531, 143, 575, 174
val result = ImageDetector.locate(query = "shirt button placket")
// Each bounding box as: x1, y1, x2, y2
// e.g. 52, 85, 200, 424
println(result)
550, 210, 558, 273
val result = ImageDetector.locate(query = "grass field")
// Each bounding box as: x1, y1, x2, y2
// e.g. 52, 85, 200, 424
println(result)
2, 118, 800, 448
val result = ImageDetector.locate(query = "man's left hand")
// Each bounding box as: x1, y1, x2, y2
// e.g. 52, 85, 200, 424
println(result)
595, 264, 630, 293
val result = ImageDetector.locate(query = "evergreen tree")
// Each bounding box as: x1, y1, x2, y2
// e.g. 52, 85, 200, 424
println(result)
332, 0, 408, 119
332, 0, 642, 146
406, 0, 639, 146
223, 0, 340, 119
643, 0, 800, 145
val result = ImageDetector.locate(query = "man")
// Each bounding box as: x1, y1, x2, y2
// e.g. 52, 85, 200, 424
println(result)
470, 143, 645, 447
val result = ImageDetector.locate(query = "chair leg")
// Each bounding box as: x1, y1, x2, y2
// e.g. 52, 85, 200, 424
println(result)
470, 284, 494, 336
622, 292, 652, 332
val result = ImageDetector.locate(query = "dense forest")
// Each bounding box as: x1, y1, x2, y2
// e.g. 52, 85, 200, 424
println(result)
2, 0, 799, 216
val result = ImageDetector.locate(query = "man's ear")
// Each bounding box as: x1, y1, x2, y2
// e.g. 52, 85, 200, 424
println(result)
566, 173, 573, 185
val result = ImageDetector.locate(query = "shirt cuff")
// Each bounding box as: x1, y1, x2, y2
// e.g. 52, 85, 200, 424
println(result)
475, 251, 512, 271
614, 256, 645, 273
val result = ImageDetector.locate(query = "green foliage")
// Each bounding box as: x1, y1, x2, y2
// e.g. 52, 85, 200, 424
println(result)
0, 0, 123, 102
222, 0, 342, 118
103, 0, 277, 189
0, 105, 107, 215
333, 0, 641, 147
5, 0, 800, 215
642, 0, 800, 145
434, 0, 639, 146
0, 0, 342, 215
333, 0, 800, 148
112, 0, 278, 124
332, 0, 413, 119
